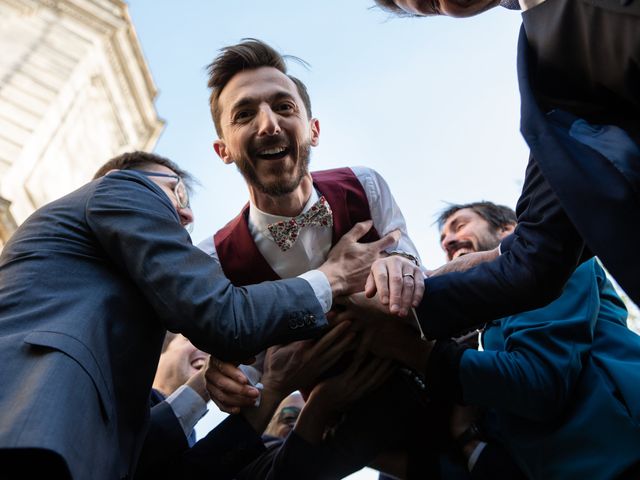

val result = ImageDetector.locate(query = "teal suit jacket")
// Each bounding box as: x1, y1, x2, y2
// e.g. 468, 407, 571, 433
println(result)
461, 260, 640, 479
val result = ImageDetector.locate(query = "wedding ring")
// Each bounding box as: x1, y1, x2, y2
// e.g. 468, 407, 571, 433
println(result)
402, 273, 415, 279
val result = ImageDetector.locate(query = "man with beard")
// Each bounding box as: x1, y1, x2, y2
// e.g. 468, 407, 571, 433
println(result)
198, 39, 433, 478
368, 0, 640, 347
364, 201, 640, 479
198, 38, 422, 398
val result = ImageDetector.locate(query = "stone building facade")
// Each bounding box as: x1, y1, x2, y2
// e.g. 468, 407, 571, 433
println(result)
0, 0, 163, 248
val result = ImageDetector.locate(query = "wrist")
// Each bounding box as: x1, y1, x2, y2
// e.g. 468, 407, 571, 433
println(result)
386, 250, 420, 266
318, 263, 345, 297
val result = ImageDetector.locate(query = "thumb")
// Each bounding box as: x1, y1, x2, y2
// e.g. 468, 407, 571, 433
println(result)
373, 229, 400, 252
341, 220, 374, 243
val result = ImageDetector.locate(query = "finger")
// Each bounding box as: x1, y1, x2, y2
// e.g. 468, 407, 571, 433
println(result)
204, 368, 259, 398
206, 382, 259, 412
370, 261, 390, 305
207, 387, 255, 414
371, 229, 401, 253
364, 271, 377, 298
351, 358, 393, 392
397, 269, 418, 317
311, 330, 357, 376
387, 258, 405, 315
340, 358, 391, 404
340, 220, 374, 243
216, 361, 250, 386
412, 269, 425, 307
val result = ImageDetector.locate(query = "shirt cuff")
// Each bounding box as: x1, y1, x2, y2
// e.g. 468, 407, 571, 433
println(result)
298, 269, 332, 313
165, 384, 208, 439
468, 441, 488, 471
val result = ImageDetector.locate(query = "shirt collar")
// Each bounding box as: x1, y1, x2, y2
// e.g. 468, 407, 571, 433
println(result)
248, 189, 320, 237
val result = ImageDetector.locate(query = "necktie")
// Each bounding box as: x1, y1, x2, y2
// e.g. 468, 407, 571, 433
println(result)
500, 0, 521, 9
267, 196, 333, 252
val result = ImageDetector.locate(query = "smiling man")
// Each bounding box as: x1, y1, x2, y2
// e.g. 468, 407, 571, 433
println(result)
368, 0, 640, 344
433, 201, 640, 479
438, 202, 516, 262
198, 39, 429, 478
199, 39, 421, 383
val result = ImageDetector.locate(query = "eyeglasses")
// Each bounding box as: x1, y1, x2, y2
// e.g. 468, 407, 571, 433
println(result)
138, 171, 190, 209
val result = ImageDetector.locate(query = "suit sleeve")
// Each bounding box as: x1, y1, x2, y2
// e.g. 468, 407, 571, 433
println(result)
236, 432, 338, 480
135, 414, 266, 480
418, 156, 589, 338
134, 400, 189, 480
85, 172, 328, 361
458, 260, 600, 421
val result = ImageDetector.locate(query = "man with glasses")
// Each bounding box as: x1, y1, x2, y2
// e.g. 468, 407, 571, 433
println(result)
0, 151, 396, 479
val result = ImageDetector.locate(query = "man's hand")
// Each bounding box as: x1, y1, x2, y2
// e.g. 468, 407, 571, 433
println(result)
294, 355, 394, 445
318, 220, 401, 298
364, 255, 424, 317
204, 357, 260, 414
186, 360, 212, 403
261, 320, 356, 397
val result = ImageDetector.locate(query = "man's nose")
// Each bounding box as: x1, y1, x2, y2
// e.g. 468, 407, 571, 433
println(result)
441, 232, 456, 251
441, 232, 458, 257
257, 106, 281, 136
179, 206, 194, 228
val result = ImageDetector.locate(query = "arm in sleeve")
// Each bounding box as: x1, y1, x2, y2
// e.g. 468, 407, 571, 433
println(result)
237, 432, 341, 480
199, 230, 333, 313
136, 414, 266, 480
417, 156, 589, 338
86, 172, 328, 361
135, 400, 190, 480
352, 166, 421, 262
458, 260, 599, 421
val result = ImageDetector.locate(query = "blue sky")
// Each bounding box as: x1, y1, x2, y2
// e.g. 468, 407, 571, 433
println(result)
128, 0, 527, 268
127, 2, 527, 477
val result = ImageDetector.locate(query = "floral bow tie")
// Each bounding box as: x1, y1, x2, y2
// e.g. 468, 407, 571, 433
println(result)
267, 196, 333, 252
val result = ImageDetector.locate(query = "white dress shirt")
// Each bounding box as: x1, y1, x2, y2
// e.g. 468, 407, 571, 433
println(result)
198, 166, 421, 385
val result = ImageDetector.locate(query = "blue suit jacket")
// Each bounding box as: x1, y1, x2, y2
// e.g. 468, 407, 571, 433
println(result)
460, 260, 640, 479
416, 0, 640, 339
0, 171, 327, 479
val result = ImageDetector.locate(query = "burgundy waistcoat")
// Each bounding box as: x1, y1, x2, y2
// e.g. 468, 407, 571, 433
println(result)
214, 167, 380, 286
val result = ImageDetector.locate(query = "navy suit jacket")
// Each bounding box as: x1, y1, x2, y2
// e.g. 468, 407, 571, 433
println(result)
461, 260, 640, 479
417, 0, 640, 339
0, 171, 326, 479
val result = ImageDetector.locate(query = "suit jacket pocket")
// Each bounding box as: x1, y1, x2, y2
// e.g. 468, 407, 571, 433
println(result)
24, 331, 114, 424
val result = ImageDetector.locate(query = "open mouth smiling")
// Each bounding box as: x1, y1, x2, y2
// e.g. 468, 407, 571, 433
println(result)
256, 145, 290, 160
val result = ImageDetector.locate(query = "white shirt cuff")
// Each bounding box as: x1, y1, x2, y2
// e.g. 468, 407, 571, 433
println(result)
298, 269, 332, 313
165, 385, 208, 439
468, 441, 488, 472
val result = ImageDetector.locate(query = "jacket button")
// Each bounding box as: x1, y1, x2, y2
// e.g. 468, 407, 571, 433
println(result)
288, 319, 298, 329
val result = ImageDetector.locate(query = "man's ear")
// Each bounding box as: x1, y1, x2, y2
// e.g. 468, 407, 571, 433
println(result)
500, 223, 516, 239
310, 118, 320, 147
213, 139, 233, 165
